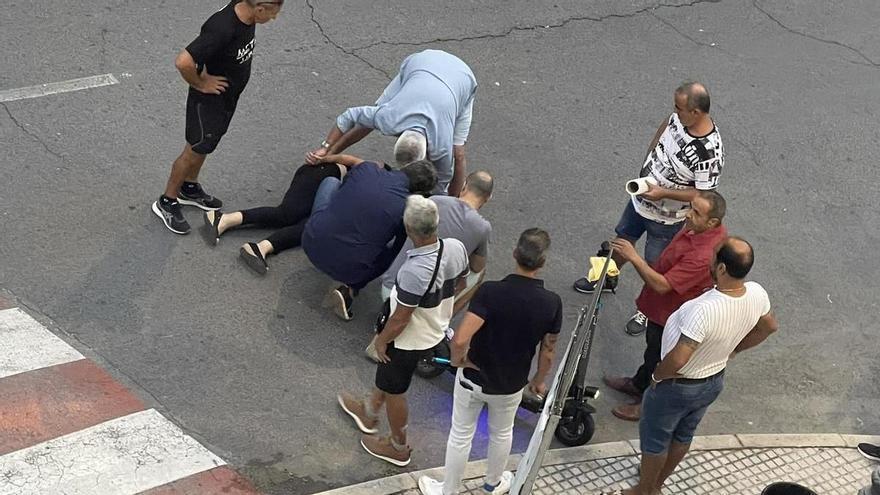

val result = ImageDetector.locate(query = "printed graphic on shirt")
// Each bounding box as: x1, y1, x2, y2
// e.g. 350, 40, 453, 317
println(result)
236, 38, 255, 64
634, 113, 724, 224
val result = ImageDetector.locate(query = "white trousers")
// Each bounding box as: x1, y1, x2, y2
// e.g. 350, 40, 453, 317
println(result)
443, 368, 523, 495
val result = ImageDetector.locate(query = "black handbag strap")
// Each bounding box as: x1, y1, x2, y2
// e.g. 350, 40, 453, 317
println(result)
420, 239, 444, 304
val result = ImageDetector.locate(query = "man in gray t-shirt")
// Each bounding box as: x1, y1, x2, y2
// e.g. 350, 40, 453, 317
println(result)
380, 171, 493, 313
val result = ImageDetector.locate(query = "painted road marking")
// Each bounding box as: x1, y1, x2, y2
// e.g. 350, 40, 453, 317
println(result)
140, 466, 261, 494
0, 308, 83, 379
0, 359, 145, 455
0, 409, 225, 495
0, 73, 119, 103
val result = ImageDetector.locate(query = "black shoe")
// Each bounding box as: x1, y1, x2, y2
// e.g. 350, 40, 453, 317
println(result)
328, 285, 353, 321
152, 198, 190, 234
573, 274, 618, 293
625, 311, 648, 336
573, 241, 619, 293
239, 242, 269, 275
858, 443, 880, 462
178, 184, 222, 211
203, 210, 223, 246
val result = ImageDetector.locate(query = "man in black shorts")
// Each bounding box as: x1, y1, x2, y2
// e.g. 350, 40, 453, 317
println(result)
337, 196, 469, 467
152, 0, 283, 234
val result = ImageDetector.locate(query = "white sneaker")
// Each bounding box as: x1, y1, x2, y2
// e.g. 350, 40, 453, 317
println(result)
418, 476, 444, 495
484, 471, 514, 494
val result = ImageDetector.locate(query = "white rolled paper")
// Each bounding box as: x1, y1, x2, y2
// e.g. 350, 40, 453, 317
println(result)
625, 177, 658, 196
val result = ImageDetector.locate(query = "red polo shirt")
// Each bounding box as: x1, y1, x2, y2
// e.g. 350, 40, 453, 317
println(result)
636, 225, 728, 326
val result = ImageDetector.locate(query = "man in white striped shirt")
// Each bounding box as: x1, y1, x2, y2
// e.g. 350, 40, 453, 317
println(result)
620, 237, 779, 495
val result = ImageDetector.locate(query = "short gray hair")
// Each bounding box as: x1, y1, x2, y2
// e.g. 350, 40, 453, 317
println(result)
514, 228, 551, 270
395, 130, 427, 167
403, 195, 439, 239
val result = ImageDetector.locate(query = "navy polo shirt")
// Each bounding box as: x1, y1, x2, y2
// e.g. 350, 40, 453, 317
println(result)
302, 162, 410, 286
464, 274, 564, 394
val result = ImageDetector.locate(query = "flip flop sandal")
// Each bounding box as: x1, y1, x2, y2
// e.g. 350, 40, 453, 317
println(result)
203, 210, 222, 246
239, 242, 269, 275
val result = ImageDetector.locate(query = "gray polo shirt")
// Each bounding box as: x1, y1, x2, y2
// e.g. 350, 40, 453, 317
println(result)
391, 238, 469, 350
381, 195, 491, 291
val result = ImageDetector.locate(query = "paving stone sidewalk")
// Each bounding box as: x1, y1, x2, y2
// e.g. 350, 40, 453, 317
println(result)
393, 447, 874, 495
319, 435, 880, 495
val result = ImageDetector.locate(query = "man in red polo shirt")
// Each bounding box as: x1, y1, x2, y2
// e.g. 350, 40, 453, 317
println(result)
604, 189, 728, 421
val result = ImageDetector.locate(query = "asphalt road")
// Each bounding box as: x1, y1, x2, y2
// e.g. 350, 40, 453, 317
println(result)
2, 0, 879, 493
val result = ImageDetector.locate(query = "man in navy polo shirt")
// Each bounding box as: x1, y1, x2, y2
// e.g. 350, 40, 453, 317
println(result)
418, 228, 563, 495
302, 157, 437, 320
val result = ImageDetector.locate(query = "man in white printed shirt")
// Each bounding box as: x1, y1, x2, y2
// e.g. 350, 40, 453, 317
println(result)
619, 237, 779, 495
575, 81, 724, 337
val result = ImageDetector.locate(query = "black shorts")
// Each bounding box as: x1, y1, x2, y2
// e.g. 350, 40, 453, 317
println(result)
185, 91, 239, 155
375, 343, 428, 395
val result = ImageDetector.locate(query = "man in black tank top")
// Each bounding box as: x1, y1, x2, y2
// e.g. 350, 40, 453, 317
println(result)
152, 0, 283, 235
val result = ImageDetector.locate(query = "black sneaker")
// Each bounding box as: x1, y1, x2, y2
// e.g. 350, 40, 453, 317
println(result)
573, 241, 619, 293
573, 276, 618, 293
152, 198, 190, 234
625, 311, 649, 336
178, 184, 222, 211
858, 443, 880, 462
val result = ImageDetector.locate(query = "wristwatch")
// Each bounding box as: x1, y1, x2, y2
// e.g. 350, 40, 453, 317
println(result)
320, 140, 332, 149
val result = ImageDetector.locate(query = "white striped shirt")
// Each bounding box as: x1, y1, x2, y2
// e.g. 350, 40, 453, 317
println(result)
661, 282, 771, 379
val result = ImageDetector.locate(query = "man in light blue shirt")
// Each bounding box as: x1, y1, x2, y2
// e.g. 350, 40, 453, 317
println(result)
307, 49, 477, 195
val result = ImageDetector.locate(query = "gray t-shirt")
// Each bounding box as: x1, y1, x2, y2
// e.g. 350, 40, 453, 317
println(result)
381, 195, 491, 291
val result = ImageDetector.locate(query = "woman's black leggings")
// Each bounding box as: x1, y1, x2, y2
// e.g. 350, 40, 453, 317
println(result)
239, 163, 341, 253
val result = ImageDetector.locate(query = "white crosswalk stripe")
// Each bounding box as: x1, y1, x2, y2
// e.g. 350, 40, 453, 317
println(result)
0, 409, 226, 495
0, 308, 83, 379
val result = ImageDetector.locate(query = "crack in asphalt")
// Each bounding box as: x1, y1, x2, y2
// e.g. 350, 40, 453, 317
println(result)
1, 102, 65, 161
348, 0, 724, 52
753, 0, 879, 68
304, 0, 392, 80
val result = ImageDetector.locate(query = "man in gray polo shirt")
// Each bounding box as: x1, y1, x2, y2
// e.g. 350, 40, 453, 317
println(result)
338, 195, 469, 467
380, 171, 493, 313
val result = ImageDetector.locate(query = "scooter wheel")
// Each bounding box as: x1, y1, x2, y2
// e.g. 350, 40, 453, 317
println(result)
554, 400, 595, 446
415, 339, 450, 379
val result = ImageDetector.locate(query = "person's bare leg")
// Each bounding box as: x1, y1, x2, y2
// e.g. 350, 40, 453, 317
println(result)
240, 240, 275, 259
652, 441, 690, 492
256, 240, 274, 257
218, 212, 244, 235
184, 148, 208, 183
367, 388, 387, 419
623, 452, 668, 495
385, 393, 409, 445
165, 144, 206, 198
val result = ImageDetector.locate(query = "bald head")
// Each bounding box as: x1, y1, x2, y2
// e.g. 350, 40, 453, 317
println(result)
676, 81, 711, 114
463, 171, 494, 201
716, 236, 754, 279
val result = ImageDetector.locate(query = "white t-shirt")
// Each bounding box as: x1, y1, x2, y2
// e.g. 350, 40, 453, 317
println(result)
661, 282, 771, 379
633, 113, 724, 224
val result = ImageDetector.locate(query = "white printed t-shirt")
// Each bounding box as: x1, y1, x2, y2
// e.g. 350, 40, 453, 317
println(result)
634, 113, 724, 224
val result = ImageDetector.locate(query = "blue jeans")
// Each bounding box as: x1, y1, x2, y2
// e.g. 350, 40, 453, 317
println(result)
639, 371, 724, 455
614, 200, 683, 265
311, 176, 342, 214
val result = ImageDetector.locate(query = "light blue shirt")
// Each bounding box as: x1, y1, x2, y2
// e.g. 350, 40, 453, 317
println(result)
336, 50, 477, 190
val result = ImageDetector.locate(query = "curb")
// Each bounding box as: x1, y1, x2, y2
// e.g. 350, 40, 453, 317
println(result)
315, 433, 880, 495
